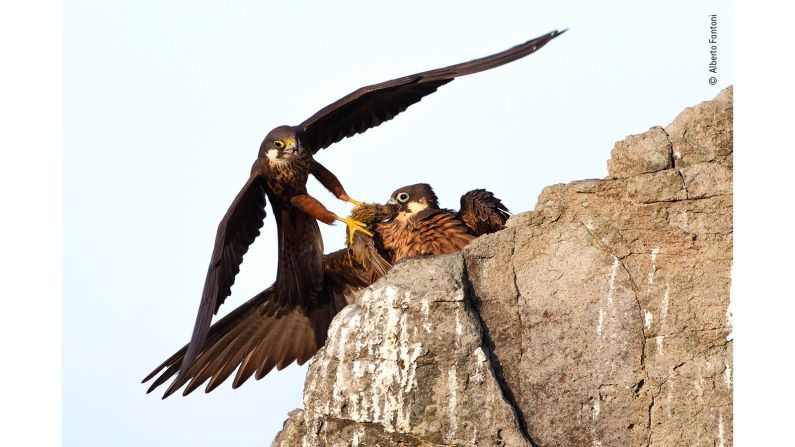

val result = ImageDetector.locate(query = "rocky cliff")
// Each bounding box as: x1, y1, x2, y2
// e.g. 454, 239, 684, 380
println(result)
271, 87, 733, 447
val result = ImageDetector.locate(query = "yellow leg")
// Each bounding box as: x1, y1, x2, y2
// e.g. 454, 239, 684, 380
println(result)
338, 192, 363, 207
337, 216, 373, 245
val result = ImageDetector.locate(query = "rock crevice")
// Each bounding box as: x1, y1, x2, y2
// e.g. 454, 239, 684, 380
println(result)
272, 87, 733, 447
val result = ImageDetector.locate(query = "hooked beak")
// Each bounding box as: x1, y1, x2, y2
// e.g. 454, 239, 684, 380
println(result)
283, 137, 299, 156
386, 198, 403, 210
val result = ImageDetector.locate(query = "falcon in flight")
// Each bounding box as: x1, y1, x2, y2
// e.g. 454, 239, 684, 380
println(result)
174, 29, 565, 383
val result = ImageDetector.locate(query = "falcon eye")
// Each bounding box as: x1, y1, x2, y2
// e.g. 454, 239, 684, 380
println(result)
274, 140, 285, 149
397, 192, 410, 202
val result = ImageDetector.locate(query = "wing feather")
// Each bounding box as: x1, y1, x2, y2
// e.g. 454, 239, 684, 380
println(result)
145, 287, 337, 397
178, 174, 268, 381
143, 247, 387, 397
456, 189, 510, 236
299, 30, 565, 152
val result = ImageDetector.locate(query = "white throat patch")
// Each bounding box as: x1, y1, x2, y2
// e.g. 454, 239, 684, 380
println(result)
407, 201, 428, 214
396, 200, 428, 221
265, 149, 281, 161
266, 149, 295, 166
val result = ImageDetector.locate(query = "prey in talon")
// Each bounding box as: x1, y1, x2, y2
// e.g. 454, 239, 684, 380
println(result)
344, 202, 400, 276
347, 202, 400, 242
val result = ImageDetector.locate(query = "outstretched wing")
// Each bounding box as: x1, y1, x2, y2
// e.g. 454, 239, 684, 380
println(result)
298, 29, 566, 152
178, 174, 269, 380
143, 287, 340, 398
457, 189, 510, 236
142, 249, 382, 397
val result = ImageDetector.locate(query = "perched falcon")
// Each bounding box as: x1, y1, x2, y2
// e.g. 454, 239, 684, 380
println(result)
143, 186, 507, 397
376, 183, 510, 263
173, 29, 565, 382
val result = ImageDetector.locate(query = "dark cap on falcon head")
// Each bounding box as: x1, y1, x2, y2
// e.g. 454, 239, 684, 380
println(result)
387, 183, 440, 219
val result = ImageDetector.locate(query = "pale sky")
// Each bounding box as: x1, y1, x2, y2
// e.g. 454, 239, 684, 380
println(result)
64, 1, 733, 446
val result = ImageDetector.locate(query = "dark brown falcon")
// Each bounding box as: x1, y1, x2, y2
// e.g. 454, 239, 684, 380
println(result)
376, 183, 510, 263
143, 187, 505, 397
174, 29, 565, 383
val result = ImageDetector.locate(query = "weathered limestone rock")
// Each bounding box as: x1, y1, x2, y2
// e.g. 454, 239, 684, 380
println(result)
607, 126, 672, 179
275, 255, 531, 447
271, 409, 306, 445
665, 87, 733, 168
626, 170, 687, 204
272, 87, 733, 447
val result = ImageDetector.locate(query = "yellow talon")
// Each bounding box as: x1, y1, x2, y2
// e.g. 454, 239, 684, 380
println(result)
340, 217, 373, 245
348, 198, 363, 207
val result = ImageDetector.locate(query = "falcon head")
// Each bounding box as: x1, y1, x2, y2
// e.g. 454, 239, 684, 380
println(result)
387, 183, 439, 221
259, 126, 308, 163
